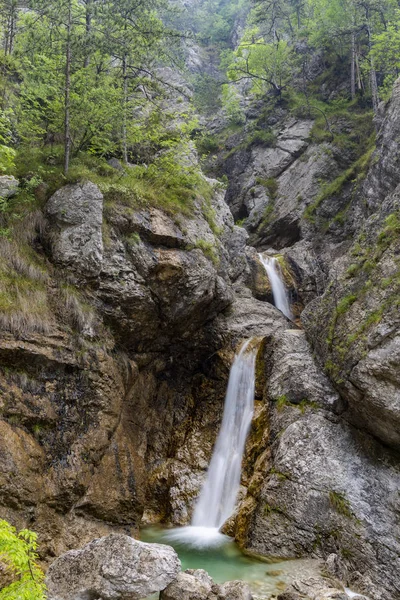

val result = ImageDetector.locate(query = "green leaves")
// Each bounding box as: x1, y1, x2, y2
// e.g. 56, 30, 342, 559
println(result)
226, 26, 293, 96
0, 520, 46, 600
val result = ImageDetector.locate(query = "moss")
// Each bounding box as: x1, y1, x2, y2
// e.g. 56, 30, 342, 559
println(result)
336, 294, 357, 316
257, 200, 275, 232
377, 212, 400, 249
246, 129, 277, 148
263, 503, 287, 517
202, 197, 223, 236
270, 467, 290, 481
274, 395, 317, 413
345, 263, 361, 279
275, 394, 289, 411
125, 232, 141, 245
191, 239, 219, 265
340, 547, 354, 559
329, 491, 352, 518
256, 177, 278, 200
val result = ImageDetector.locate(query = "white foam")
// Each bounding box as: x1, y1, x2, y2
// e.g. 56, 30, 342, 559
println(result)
162, 526, 231, 549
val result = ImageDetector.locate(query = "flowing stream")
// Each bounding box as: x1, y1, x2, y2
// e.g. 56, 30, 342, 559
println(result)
258, 253, 293, 320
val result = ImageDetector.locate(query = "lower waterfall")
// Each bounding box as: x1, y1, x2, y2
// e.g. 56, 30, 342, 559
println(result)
165, 339, 257, 547
258, 253, 293, 320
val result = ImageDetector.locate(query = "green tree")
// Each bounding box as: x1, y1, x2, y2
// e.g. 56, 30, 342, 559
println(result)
227, 26, 293, 96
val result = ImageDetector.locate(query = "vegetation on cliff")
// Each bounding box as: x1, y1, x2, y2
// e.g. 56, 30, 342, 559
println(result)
0, 520, 45, 600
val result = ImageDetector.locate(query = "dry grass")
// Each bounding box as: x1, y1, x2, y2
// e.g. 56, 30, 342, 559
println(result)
56, 284, 97, 335
0, 234, 54, 337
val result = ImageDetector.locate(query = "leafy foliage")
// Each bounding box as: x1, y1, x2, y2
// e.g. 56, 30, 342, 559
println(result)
0, 520, 46, 600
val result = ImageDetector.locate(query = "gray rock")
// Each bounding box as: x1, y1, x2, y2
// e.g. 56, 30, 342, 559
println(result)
160, 571, 212, 600
218, 580, 253, 600
0, 175, 18, 199
161, 571, 253, 600
46, 533, 181, 600
46, 181, 104, 277
107, 158, 125, 171
266, 329, 344, 413
277, 577, 348, 599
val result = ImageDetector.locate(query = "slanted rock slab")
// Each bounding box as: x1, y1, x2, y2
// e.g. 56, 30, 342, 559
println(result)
46, 533, 181, 600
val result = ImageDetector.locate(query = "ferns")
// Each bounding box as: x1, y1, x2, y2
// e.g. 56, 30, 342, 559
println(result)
0, 520, 46, 600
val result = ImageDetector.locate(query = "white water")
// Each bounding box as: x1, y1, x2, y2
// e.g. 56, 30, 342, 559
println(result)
164, 339, 257, 548
258, 253, 293, 320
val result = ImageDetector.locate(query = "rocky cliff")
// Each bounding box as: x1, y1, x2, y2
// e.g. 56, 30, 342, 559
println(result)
1, 29, 400, 600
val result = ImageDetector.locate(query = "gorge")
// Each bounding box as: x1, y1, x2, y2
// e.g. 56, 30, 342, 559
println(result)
0, 0, 399, 599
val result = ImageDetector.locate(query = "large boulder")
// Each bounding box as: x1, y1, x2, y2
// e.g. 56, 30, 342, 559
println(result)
46, 534, 181, 600
46, 181, 104, 276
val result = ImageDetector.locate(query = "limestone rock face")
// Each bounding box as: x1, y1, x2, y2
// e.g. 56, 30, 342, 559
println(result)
46, 182, 241, 352
46, 534, 181, 600
233, 325, 400, 600
46, 181, 104, 276
302, 78, 400, 451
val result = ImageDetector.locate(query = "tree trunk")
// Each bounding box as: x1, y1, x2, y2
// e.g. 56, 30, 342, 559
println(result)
64, 0, 72, 174
122, 54, 128, 164
84, 0, 92, 68
351, 30, 356, 99
367, 23, 379, 114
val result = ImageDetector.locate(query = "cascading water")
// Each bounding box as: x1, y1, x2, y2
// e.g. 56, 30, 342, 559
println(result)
164, 339, 257, 548
258, 253, 293, 320
192, 339, 256, 529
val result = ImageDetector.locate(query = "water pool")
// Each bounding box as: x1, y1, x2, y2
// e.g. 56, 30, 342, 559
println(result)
140, 526, 323, 599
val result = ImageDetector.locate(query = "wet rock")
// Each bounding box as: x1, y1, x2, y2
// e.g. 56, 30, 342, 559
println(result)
46, 533, 181, 600
0, 175, 18, 198
46, 181, 104, 276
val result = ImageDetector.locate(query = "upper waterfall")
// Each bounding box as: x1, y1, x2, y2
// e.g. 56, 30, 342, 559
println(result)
258, 254, 293, 320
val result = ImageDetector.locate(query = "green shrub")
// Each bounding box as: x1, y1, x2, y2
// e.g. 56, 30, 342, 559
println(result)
256, 177, 278, 199
246, 129, 277, 148
0, 519, 46, 600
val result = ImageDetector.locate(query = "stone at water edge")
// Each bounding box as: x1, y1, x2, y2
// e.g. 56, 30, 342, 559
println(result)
45, 533, 181, 600
160, 569, 253, 600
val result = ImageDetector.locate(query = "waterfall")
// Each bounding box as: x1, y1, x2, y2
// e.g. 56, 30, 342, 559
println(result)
164, 340, 257, 547
258, 253, 293, 320
192, 339, 257, 529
